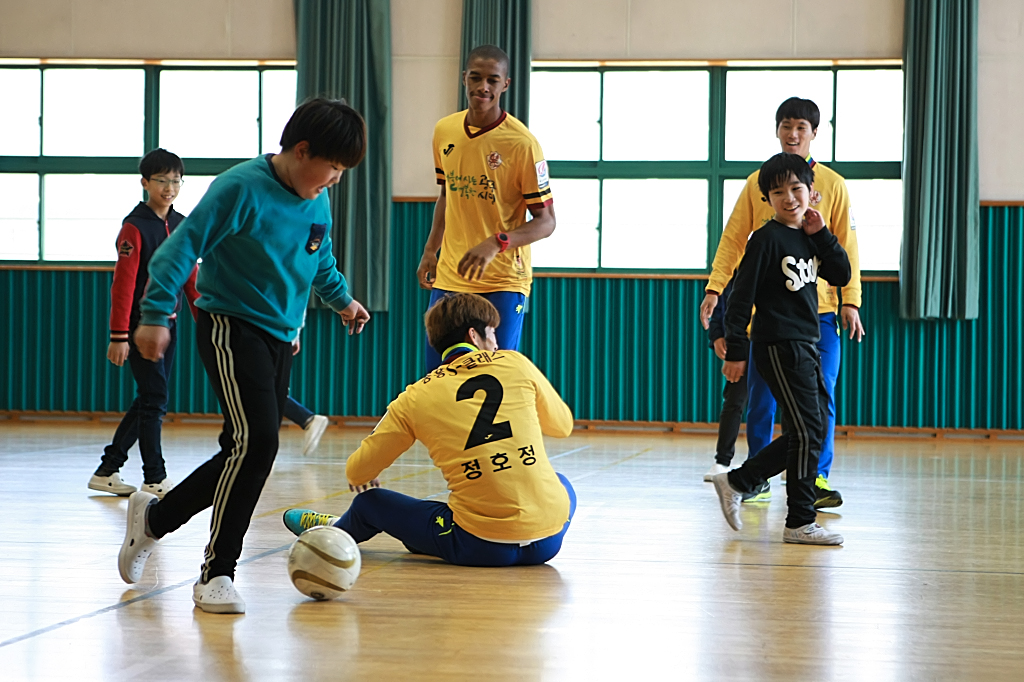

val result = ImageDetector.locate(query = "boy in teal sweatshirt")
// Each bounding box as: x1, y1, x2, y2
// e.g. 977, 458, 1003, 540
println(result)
117, 98, 371, 614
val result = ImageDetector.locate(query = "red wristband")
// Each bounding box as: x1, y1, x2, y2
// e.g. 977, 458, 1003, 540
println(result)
495, 232, 510, 253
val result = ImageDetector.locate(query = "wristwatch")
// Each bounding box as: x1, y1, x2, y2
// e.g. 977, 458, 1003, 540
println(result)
495, 232, 510, 253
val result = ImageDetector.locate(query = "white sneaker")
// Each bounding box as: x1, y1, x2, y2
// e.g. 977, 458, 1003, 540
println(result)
302, 415, 329, 456
703, 462, 728, 482
711, 472, 743, 531
142, 478, 174, 499
89, 472, 136, 496
118, 491, 158, 583
193, 576, 246, 614
783, 523, 844, 546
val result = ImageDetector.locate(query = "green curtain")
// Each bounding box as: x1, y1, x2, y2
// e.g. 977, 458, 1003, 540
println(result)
294, 0, 392, 312
458, 0, 532, 123
900, 0, 979, 320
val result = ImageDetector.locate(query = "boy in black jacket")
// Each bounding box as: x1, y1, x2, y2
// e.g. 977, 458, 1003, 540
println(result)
88, 149, 198, 499
711, 153, 850, 545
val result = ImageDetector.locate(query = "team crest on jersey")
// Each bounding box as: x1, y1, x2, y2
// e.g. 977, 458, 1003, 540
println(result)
809, 189, 822, 206
443, 143, 455, 156
486, 151, 503, 170
306, 223, 327, 254
535, 160, 549, 190
118, 240, 134, 258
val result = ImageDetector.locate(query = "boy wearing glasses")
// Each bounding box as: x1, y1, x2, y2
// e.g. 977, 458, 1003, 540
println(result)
89, 148, 198, 500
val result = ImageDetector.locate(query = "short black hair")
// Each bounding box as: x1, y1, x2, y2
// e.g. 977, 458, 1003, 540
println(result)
465, 44, 510, 75
775, 97, 820, 130
279, 98, 367, 169
758, 152, 815, 200
139, 148, 183, 179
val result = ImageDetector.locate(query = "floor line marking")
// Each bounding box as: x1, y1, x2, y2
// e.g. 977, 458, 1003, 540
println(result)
0, 543, 294, 650
0, 442, 618, 648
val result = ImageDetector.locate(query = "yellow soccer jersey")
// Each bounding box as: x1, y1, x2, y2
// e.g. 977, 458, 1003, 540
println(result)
345, 349, 573, 542
432, 110, 553, 296
709, 161, 862, 313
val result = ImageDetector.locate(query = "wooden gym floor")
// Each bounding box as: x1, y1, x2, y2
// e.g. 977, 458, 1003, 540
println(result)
0, 420, 1022, 681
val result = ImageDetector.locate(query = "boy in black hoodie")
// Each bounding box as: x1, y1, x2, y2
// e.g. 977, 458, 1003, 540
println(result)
711, 153, 850, 545
88, 149, 198, 499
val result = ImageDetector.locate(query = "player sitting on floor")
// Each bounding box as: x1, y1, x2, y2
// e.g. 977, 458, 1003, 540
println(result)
283, 292, 577, 567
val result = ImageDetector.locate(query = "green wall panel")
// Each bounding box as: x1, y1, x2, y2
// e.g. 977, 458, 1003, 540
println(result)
2, 204, 1022, 431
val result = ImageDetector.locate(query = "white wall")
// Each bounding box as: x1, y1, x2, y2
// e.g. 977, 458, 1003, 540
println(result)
391, 0, 461, 197
1, 0, 1022, 199
533, 0, 904, 60
0, 0, 295, 60
979, 0, 1024, 201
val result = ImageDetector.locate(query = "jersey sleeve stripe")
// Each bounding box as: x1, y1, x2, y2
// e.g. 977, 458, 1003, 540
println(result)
526, 197, 553, 208
523, 188, 552, 200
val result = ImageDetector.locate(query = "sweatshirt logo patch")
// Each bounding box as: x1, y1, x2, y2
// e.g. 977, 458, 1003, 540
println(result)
118, 240, 134, 258
306, 223, 327, 254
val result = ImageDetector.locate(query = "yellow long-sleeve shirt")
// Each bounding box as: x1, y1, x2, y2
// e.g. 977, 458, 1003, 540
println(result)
708, 162, 862, 313
345, 349, 573, 542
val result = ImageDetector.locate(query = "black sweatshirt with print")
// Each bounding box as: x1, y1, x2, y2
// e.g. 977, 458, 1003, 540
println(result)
725, 219, 851, 362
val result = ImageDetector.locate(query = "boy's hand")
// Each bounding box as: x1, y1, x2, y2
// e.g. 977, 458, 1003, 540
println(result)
107, 341, 130, 367
801, 207, 825, 235
713, 338, 727, 360
458, 237, 502, 281
349, 478, 381, 494
722, 360, 746, 383
339, 299, 370, 335
416, 251, 438, 290
699, 293, 719, 330
841, 305, 866, 342
134, 325, 170, 361
291, 338, 301, 356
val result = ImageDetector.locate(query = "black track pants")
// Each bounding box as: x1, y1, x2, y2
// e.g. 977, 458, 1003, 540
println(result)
148, 310, 292, 581
728, 340, 827, 528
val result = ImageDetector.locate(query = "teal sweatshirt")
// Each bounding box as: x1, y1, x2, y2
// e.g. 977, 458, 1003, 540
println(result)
139, 156, 353, 342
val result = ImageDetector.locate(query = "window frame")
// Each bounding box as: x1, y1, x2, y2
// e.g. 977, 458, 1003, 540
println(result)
531, 62, 903, 277
0, 61, 296, 266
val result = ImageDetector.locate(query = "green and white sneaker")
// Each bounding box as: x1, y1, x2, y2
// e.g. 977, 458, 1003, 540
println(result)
813, 475, 843, 509
742, 481, 771, 503
282, 508, 340, 537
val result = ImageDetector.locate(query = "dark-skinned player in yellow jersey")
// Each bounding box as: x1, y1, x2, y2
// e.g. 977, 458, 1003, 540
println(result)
417, 44, 557, 372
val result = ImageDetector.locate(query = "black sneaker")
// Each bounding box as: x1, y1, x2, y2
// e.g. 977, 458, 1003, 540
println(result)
813, 475, 843, 508
741, 481, 771, 503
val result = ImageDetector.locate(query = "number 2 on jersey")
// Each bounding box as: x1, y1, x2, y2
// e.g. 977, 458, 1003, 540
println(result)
456, 374, 513, 450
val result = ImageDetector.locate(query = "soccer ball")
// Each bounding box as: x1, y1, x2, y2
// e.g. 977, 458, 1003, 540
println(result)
287, 526, 361, 600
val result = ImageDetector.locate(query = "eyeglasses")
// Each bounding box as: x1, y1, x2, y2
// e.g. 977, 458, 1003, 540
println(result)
148, 178, 184, 188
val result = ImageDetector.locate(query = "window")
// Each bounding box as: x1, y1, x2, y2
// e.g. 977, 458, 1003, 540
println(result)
529, 64, 903, 272
43, 69, 145, 157
43, 175, 140, 261
0, 64, 296, 262
0, 69, 41, 156
160, 70, 260, 158
0, 174, 40, 260
171, 175, 219, 217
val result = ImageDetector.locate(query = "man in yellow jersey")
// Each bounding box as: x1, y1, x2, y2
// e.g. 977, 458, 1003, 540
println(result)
282, 293, 577, 567
416, 44, 556, 371
699, 97, 865, 507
